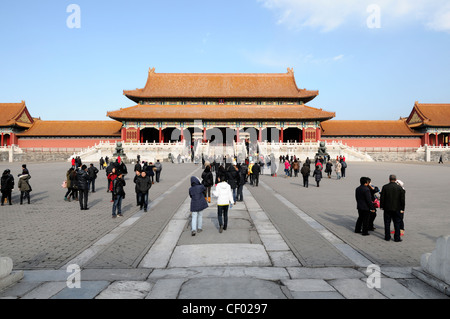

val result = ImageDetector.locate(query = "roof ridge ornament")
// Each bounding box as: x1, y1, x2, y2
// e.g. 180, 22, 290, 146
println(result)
287, 67, 294, 75
149, 67, 156, 74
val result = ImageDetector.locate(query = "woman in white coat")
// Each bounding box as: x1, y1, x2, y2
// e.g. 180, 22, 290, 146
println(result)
212, 174, 234, 233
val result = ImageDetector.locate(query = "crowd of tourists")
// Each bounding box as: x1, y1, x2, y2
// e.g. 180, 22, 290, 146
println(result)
0, 164, 32, 205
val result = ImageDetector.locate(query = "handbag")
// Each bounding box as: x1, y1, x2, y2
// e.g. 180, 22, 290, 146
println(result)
373, 198, 380, 208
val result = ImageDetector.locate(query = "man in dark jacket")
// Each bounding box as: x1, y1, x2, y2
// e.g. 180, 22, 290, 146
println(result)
189, 176, 208, 236
236, 163, 248, 201
87, 163, 99, 193
112, 171, 126, 218
134, 170, 152, 212
201, 164, 214, 203
355, 177, 375, 236
1, 169, 14, 205
300, 163, 310, 188
380, 174, 405, 242
226, 162, 239, 204
252, 162, 261, 187
77, 165, 91, 210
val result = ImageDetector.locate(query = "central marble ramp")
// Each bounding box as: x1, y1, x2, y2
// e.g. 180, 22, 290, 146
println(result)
168, 243, 271, 267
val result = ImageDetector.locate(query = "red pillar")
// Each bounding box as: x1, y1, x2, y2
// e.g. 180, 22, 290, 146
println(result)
280, 128, 284, 143
435, 134, 438, 146
316, 127, 321, 142
136, 128, 140, 143
236, 128, 240, 143
121, 127, 127, 142
203, 127, 206, 142
180, 128, 184, 141
424, 133, 430, 145
1, 133, 3, 146
159, 128, 162, 143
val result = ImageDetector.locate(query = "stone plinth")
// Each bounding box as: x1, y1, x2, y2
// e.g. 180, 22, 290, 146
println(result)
0, 256, 24, 292
413, 235, 450, 296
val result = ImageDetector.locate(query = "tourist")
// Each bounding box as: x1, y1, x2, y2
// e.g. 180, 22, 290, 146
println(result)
236, 162, 248, 201
112, 171, 126, 218
87, 163, 98, 193
340, 159, 347, 178
300, 162, 310, 188
107, 167, 118, 202
366, 177, 380, 231
395, 179, 406, 237
105, 162, 114, 192
380, 174, 406, 242
201, 162, 214, 203
77, 165, 91, 210
189, 176, 208, 236
226, 161, 239, 203
335, 160, 342, 180
248, 161, 254, 185
355, 177, 375, 236
325, 160, 333, 178
1, 169, 14, 205
252, 161, 261, 187
64, 167, 75, 201
439, 155, 443, 164
20, 164, 29, 175
154, 159, 162, 183
134, 170, 152, 212
213, 174, 234, 233
270, 154, 277, 177
284, 159, 291, 177
99, 157, 105, 170
292, 159, 300, 177
145, 162, 155, 184
71, 157, 76, 168
18, 171, 31, 205
312, 165, 322, 187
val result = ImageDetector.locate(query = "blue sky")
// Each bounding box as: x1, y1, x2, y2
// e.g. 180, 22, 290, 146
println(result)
1, 0, 449, 121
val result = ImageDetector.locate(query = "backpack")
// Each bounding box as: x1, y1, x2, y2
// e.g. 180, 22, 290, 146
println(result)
342, 161, 347, 168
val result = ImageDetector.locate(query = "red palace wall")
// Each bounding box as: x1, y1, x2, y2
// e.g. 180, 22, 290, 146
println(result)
322, 137, 422, 148
17, 138, 121, 149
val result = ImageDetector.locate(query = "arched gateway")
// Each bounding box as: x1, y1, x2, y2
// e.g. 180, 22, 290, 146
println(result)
107, 68, 335, 146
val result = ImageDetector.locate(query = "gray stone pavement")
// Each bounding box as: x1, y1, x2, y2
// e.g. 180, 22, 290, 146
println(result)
0, 161, 449, 301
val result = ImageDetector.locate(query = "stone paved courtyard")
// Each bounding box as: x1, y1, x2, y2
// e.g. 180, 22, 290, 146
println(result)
0, 159, 449, 300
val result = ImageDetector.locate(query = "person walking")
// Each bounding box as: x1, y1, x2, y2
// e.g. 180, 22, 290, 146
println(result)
134, 170, 152, 212
300, 162, 310, 188
87, 163, 98, 193
366, 177, 380, 231
312, 165, 322, 187
325, 160, 333, 178
154, 160, 162, 183
112, 171, 126, 218
340, 159, 347, 178
64, 167, 75, 201
439, 155, 443, 164
99, 157, 105, 170
292, 159, 300, 177
355, 177, 375, 236
335, 160, 342, 180
252, 161, 261, 187
236, 162, 248, 201
201, 163, 214, 203
226, 161, 239, 204
189, 176, 208, 236
212, 174, 234, 233
107, 167, 118, 202
380, 174, 406, 242
18, 172, 32, 205
284, 159, 291, 177
77, 165, 91, 210
1, 169, 14, 205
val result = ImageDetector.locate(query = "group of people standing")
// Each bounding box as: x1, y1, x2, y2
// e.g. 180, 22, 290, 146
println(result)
1, 164, 32, 205
63, 157, 163, 218
355, 174, 406, 242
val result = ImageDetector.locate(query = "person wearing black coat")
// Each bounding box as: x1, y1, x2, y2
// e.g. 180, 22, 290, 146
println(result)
77, 165, 92, 210
355, 177, 375, 236
312, 166, 322, 187
252, 162, 261, 187
300, 163, 310, 188
201, 164, 214, 203
226, 163, 239, 204
134, 170, 152, 212
1, 169, 14, 205
189, 176, 208, 236
112, 172, 126, 218
380, 174, 406, 242
236, 163, 248, 201
87, 164, 98, 193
